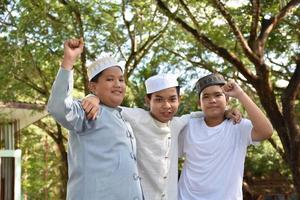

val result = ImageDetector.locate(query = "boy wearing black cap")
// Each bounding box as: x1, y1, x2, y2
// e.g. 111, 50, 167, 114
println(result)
178, 73, 273, 200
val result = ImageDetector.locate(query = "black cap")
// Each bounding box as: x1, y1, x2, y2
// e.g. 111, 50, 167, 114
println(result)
195, 73, 226, 94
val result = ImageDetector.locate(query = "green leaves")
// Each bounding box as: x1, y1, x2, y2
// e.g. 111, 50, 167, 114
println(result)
1, 0, 300, 198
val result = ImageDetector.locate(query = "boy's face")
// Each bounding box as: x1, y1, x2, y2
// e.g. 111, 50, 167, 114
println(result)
146, 87, 180, 123
89, 66, 126, 107
199, 85, 227, 119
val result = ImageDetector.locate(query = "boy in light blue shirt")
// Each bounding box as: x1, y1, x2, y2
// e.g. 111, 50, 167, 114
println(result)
47, 38, 143, 200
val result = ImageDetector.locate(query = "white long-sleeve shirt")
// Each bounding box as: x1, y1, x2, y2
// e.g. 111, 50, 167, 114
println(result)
122, 107, 202, 200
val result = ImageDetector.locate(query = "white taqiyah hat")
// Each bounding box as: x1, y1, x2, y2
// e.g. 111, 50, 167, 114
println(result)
145, 74, 179, 94
87, 56, 122, 81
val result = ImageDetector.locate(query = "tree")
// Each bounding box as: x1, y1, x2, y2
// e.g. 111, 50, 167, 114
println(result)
155, 0, 300, 197
1, 0, 299, 198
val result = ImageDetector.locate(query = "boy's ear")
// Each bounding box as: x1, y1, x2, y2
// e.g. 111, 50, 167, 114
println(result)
144, 96, 150, 108
89, 82, 97, 95
178, 95, 181, 104
197, 100, 202, 110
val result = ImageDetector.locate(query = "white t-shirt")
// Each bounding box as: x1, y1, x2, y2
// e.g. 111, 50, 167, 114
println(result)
178, 117, 254, 200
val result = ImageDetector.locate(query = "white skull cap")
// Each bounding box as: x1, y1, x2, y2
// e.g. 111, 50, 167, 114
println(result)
87, 56, 122, 81
145, 74, 178, 94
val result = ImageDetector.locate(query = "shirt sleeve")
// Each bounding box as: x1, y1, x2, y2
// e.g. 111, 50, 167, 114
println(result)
178, 123, 189, 158
47, 67, 85, 132
190, 111, 205, 118
238, 118, 255, 146
121, 107, 147, 124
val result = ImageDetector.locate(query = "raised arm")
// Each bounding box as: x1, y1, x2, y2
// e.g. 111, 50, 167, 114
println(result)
47, 38, 85, 131
222, 80, 273, 141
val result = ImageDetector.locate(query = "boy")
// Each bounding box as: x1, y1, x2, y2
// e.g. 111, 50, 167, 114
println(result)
47, 38, 143, 200
82, 74, 241, 200
178, 73, 273, 200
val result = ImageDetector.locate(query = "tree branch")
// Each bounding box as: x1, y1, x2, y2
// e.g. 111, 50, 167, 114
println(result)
13, 75, 48, 96
258, 0, 300, 44
281, 57, 300, 141
26, 44, 50, 97
34, 120, 59, 143
155, 0, 256, 84
58, 0, 88, 94
212, 0, 261, 66
178, 0, 201, 32
110, 32, 127, 60
127, 24, 168, 79
248, 0, 260, 48
34, 120, 68, 142
268, 137, 286, 162
122, 0, 136, 53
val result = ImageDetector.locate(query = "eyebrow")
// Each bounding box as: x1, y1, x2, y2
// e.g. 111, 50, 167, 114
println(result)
154, 95, 177, 98
105, 74, 124, 78
202, 91, 223, 96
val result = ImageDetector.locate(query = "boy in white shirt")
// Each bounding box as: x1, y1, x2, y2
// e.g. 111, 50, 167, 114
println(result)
178, 73, 273, 200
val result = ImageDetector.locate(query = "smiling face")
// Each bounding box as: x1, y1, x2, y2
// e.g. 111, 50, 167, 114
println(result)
89, 66, 126, 108
146, 87, 180, 123
199, 85, 228, 121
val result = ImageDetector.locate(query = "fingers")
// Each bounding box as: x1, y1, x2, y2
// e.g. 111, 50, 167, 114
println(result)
222, 81, 235, 92
81, 100, 99, 120
81, 99, 89, 111
64, 38, 84, 50
231, 109, 242, 124
224, 108, 242, 124
88, 106, 99, 120
67, 38, 82, 49
232, 113, 242, 124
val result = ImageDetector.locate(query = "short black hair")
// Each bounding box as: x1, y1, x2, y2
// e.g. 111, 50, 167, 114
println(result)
90, 71, 103, 82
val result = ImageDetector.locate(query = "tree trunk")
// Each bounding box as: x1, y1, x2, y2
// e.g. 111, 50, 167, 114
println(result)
56, 124, 68, 200
291, 164, 300, 199
34, 121, 68, 199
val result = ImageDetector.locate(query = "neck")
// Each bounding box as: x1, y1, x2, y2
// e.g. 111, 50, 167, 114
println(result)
204, 116, 225, 127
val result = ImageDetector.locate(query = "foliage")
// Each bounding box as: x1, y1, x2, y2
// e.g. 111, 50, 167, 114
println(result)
245, 135, 291, 178
20, 125, 62, 200
1, 0, 299, 198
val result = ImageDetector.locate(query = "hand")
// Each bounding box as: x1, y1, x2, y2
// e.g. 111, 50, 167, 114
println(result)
222, 80, 244, 99
224, 107, 242, 124
81, 95, 100, 120
62, 38, 84, 70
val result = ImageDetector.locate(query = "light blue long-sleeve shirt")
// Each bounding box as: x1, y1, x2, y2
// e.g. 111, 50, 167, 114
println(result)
47, 68, 143, 200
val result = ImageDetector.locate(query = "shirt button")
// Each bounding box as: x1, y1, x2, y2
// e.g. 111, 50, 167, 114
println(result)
133, 173, 139, 180
126, 131, 131, 137
161, 193, 165, 197
163, 176, 167, 179
130, 153, 136, 160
